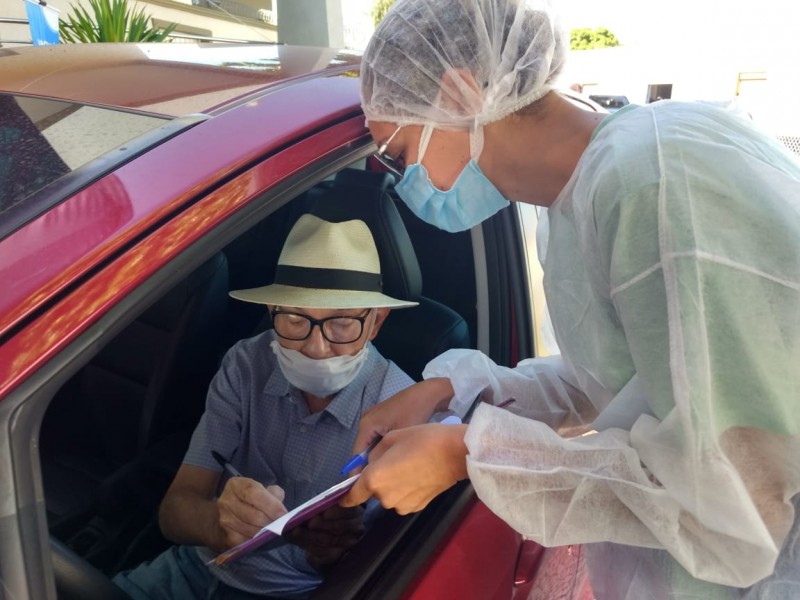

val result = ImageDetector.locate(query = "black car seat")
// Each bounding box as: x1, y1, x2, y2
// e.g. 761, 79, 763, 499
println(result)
306, 169, 473, 380
220, 199, 311, 350
40, 252, 229, 566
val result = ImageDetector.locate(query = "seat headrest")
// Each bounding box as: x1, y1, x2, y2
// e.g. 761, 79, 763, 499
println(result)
306, 169, 423, 301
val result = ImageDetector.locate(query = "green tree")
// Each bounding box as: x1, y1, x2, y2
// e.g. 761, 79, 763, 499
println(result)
372, 0, 395, 27
59, 0, 176, 43
570, 27, 620, 51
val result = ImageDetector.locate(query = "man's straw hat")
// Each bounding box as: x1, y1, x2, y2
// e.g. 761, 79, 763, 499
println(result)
229, 214, 418, 309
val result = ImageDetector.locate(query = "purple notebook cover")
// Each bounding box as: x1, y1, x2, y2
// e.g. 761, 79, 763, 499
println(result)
214, 475, 358, 566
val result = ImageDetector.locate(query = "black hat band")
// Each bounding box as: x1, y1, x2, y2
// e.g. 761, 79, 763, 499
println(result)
274, 265, 382, 292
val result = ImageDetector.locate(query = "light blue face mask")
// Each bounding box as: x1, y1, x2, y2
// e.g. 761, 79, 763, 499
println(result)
394, 125, 509, 233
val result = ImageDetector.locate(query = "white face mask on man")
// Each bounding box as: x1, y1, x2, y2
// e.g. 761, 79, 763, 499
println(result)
270, 340, 371, 398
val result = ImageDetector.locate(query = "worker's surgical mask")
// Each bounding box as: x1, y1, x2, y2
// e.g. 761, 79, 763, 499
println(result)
271, 340, 370, 398
395, 125, 509, 233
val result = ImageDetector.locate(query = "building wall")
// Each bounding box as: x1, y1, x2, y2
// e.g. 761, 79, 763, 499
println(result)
558, 43, 799, 139
0, 0, 276, 45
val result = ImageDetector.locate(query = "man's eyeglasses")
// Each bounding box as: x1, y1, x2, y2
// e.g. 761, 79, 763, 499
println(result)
373, 125, 404, 178
271, 310, 372, 344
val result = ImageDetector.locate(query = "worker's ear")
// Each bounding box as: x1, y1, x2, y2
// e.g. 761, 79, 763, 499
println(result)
439, 68, 482, 118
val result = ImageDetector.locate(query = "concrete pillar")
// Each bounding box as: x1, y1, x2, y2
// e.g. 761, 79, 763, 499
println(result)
276, 0, 344, 48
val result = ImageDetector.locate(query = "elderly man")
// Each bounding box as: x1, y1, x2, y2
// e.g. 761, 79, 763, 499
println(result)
114, 214, 417, 599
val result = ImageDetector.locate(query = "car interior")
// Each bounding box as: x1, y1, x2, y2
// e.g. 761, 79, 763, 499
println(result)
39, 162, 480, 598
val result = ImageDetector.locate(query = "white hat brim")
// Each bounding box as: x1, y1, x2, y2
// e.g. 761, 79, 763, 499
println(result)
229, 284, 418, 310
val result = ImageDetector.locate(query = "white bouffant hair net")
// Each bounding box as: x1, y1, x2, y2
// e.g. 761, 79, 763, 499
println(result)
361, 0, 568, 129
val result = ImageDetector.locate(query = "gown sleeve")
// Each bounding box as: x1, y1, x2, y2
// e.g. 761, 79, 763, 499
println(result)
423, 350, 597, 431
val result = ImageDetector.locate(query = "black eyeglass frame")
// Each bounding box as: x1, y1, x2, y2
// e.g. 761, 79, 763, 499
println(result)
270, 309, 373, 344
373, 125, 405, 178
372, 151, 405, 179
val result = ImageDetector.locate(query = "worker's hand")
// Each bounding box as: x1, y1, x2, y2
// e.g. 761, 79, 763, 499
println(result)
209, 478, 287, 552
349, 378, 455, 468
284, 504, 366, 573
341, 423, 469, 514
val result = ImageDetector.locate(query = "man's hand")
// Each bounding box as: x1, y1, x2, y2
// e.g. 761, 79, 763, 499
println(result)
341, 423, 469, 514
284, 504, 366, 573
349, 378, 455, 467
208, 478, 287, 552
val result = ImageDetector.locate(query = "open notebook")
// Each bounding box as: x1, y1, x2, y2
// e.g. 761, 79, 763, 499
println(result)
212, 401, 479, 567
213, 474, 360, 566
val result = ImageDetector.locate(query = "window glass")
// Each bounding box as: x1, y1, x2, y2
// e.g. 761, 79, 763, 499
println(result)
0, 93, 167, 217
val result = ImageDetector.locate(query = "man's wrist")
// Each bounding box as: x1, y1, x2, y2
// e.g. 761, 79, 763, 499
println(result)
202, 501, 226, 551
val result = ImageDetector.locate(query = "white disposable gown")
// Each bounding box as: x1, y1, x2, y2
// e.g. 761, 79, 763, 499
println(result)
425, 101, 800, 599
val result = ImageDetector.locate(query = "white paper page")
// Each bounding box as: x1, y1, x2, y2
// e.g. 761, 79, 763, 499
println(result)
257, 474, 361, 536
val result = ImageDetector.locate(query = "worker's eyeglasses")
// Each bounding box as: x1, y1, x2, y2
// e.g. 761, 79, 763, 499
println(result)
271, 309, 372, 344
373, 125, 404, 178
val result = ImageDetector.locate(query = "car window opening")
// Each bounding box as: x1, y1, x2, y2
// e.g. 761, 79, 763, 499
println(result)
37, 159, 479, 595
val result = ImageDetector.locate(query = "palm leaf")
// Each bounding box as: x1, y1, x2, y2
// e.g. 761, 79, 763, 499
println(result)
58, 0, 177, 43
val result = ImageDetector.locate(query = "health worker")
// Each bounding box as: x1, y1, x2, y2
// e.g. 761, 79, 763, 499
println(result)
341, 0, 800, 598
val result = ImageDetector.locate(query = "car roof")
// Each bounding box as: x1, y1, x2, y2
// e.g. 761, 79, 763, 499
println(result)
0, 43, 362, 117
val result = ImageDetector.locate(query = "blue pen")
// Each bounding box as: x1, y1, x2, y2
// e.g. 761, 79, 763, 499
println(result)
340, 415, 463, 476
340, 435, 383, 476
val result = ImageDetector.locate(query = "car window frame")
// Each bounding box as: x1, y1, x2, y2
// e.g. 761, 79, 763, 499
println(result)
517, 202, 554, 358
480, 206, 535, 366
2, 115, 532, 599
0, 133, 375, 599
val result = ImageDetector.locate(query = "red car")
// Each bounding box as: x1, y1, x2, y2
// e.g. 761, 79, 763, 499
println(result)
0, 43, 594, 600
